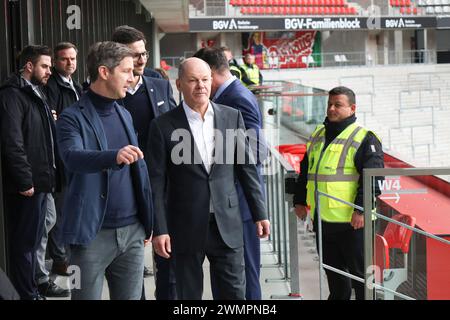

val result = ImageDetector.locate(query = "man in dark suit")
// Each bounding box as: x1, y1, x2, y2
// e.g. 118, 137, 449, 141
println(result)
112, 25, 177, 300
148, 57, 270, 300
193, 47, 267, 300
56, 42, 153, 300
43, 42, 82, 279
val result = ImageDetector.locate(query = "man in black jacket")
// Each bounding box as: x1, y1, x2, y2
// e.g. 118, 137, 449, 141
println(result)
0, 45, 64, 300
293, 86, 384, 300
43, 42, 82, 279
45, 42, 82, 116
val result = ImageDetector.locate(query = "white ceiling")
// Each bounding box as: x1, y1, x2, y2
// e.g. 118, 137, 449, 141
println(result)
139, 0, 189, 33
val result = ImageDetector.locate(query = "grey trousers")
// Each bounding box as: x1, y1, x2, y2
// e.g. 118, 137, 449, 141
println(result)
70, 222, 145, 300
35, 193, 56, 285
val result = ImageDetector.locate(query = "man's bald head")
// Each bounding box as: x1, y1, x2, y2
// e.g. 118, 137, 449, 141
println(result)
176, 57, 212, 111
178, 57, 211, 79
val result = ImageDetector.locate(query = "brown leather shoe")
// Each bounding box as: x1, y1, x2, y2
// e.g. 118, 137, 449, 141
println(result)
51, 261, 71, 277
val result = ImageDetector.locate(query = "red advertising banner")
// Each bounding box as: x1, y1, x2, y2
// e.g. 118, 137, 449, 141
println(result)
243, 31, 318, 69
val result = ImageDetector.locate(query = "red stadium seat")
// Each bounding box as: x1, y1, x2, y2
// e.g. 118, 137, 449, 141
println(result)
374, 214, 416, 299
374, 234, 390, 283
384, 214, 416, 254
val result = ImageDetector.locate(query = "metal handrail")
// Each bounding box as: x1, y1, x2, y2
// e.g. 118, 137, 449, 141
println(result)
317, 187, 450, 300
364, 167, 450, 300
263, 145, 302, 298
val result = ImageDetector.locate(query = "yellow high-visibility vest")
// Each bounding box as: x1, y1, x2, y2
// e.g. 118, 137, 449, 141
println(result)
230, 65, 242, 80
241, 64, 260, 86
306, 123, 380, 222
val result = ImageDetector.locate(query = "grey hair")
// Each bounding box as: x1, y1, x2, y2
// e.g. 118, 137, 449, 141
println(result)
87, 41, 134, 82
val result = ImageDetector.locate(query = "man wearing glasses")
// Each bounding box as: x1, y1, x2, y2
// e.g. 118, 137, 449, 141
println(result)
112, 26, 177, 300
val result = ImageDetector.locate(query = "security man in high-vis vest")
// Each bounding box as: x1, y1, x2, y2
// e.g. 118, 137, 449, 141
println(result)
221, 46, 243, 81
293, 86, 384, 300
241, 54, 263, 90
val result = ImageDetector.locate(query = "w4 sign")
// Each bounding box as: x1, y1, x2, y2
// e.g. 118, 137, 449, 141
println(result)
377, 177, 427, 204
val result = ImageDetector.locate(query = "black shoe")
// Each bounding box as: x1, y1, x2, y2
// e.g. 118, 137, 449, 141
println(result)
38, 280, 70, 298
143, 266, 153, 278
32, 294, 47, 300
51, 261, 71, 277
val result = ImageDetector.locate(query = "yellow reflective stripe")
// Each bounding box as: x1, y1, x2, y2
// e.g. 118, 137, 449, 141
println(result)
308, 127, 325, 148
337, 126, 363, 174
308, 174, 360, 182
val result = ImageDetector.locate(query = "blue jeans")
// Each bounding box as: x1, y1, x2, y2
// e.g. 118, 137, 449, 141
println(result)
70, 222, 145, 300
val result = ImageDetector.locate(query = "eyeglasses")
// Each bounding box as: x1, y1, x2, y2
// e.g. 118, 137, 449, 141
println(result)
133, 51, 149, 60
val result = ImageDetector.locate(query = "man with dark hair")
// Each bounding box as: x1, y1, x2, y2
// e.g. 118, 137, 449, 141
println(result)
112, 25, 177, 300
221, 46, 243, 81
42, 42, 82, 281
293, 86, 384, 300
56, 41, 153, 300
0, 45, 61, 300
45, 42, 82, 116
193, 46, 267, 300
112, 25, 163, 80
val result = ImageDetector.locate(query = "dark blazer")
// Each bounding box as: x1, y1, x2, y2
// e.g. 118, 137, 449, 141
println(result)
56, 94, 153, 245
126, 75, 176, 118
148, 102, 267, 253
144, 68, 163, 79
214, 79, 267, 222
44, 69, 82, 116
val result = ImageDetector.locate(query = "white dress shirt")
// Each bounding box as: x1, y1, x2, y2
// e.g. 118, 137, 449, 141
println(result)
58, 73, 79, 100
182, 101, 215, 212
182, 101, 215, 173
127, 76, 144, 95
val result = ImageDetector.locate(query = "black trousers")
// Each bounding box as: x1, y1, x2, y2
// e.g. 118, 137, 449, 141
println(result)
154, 253, 177, 300
4, 193, 47, 299
174, 215, 245, 300
315, 220, 365, 300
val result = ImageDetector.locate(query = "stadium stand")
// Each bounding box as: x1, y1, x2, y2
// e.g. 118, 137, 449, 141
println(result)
232, 0, 359, 15
417, 0, 450, 15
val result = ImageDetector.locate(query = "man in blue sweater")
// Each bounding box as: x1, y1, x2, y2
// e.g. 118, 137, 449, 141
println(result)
112, 25, 177, 300
56, 41, 153, 300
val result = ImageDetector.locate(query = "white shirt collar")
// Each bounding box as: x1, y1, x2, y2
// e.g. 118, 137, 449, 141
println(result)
127, 76, 144, 95
182, 101, 214, 122
212, 76, 236, 102
58, 73, 73, 84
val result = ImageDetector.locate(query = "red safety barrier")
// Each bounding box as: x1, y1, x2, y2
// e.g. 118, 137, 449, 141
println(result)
276, 144, 307, 173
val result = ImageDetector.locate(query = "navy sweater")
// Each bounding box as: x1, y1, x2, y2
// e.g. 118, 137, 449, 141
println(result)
87, 90, 139, 228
